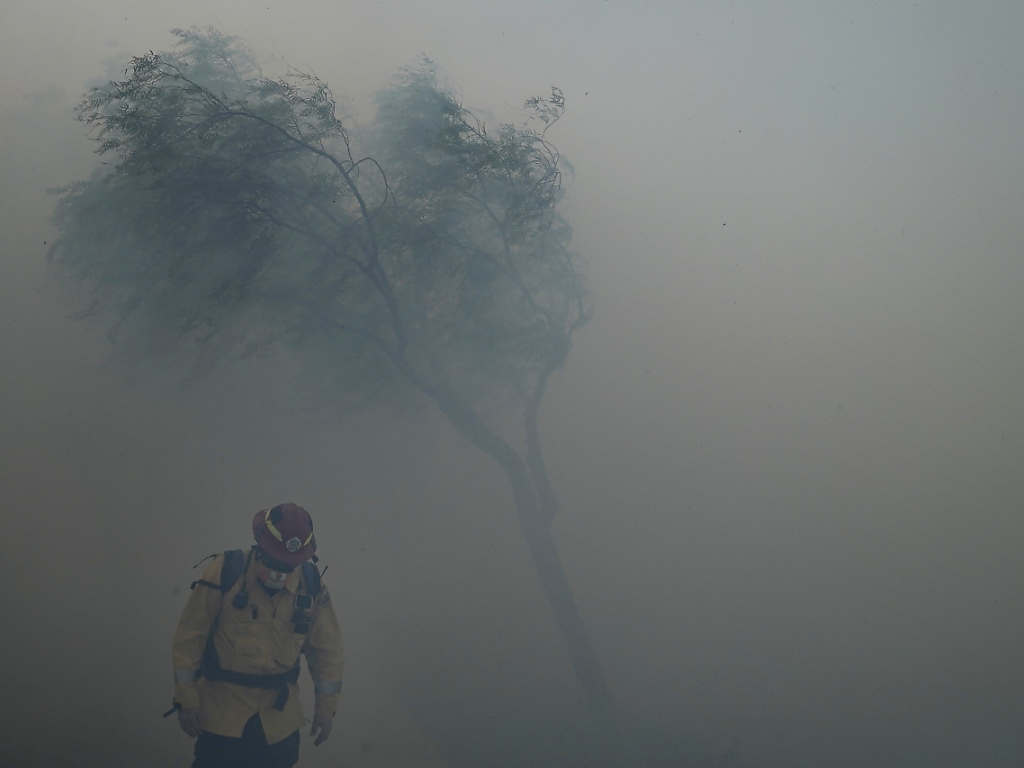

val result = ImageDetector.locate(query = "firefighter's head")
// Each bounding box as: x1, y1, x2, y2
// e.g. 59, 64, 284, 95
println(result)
252, 503, 316, 589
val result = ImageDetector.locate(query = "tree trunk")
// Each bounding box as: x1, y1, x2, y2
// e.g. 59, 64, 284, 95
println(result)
433, 392, 623, 766
509, 466, 624, 766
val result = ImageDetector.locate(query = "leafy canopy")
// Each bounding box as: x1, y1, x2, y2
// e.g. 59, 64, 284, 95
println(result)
50, 28, 590, 415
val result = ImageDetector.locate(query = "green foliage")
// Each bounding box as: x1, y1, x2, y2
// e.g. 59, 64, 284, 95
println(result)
49, 28, 590, 415
373, 62, 589, 404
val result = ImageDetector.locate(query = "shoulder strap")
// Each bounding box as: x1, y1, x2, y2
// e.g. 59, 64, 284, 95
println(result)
198, 549, 249, 681
300, 561, 322, 597
220, 549, 246, 592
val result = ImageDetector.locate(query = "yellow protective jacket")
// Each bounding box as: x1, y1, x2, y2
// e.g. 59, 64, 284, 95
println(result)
171, 550, 344, 744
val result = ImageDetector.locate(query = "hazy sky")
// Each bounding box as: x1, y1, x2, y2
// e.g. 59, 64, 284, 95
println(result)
2, 2, 1023, 767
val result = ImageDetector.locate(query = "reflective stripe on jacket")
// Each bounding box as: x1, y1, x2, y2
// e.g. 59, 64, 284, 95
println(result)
172, 551, 344, 744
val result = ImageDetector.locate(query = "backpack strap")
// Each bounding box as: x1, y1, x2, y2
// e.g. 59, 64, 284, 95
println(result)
291, 562, 323, 635
220, 549, 246, 591
300, 561, 322, 597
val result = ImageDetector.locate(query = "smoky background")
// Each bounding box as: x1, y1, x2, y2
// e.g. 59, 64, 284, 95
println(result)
2, 1, 1023, 766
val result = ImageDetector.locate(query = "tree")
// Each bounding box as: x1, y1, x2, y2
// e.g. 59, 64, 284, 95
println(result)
49, 28, 621, 761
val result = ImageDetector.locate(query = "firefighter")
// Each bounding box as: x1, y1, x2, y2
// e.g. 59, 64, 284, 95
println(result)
170, 503, 344, 767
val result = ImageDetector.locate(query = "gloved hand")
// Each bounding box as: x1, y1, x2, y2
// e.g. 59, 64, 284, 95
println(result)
310, 712, 333, 746
178, 707, 202, 738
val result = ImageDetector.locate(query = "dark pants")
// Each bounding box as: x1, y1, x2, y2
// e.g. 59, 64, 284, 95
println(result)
192, 714, 300, 768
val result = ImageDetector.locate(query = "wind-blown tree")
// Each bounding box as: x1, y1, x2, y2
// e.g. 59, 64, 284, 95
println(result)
50, 28, 619, 759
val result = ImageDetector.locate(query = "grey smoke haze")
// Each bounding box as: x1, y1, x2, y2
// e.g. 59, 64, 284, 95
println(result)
2, 2, 1023, 767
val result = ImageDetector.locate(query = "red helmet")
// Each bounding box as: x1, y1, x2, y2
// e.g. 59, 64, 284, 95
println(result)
252, 503, 316, 566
